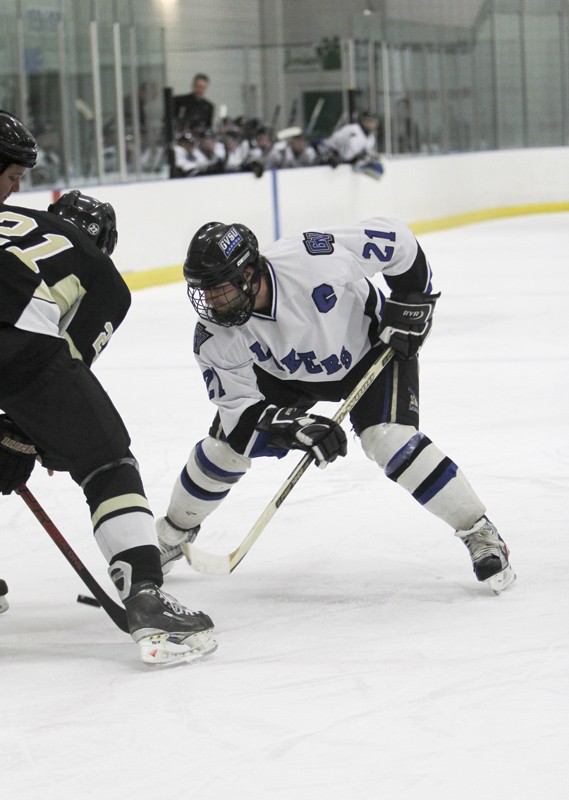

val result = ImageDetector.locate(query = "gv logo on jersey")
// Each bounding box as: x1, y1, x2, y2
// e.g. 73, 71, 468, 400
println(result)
302, 231, 335, 255
218, 227, 243, 258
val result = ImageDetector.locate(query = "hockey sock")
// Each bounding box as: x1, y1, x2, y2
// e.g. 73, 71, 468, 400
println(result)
166, 437, 251, 530
361, 423, 485, 530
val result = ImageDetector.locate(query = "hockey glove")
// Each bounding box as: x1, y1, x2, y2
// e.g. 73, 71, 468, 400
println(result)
352, 156, 384, 180
0, 415, 37, 495
249, 160, 265, 179
379, 291, 441, 359
325, 149, 341, 169
257, 407, 347, 469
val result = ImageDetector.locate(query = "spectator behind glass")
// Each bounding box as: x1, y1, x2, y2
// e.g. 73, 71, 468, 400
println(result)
319, 110, 379, 166
265, 129, 318, 169
174, 73, 214, 136
124, 80, 159, 138
222, 126, 250, 173
394, 97, 420, 154
193, 129, 225, 175
172, 133, 200, 177
244, 126, 274, 177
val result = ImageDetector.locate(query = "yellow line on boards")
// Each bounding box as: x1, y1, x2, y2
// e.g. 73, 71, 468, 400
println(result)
409, 201, 569, 235
122, 265, 183, 291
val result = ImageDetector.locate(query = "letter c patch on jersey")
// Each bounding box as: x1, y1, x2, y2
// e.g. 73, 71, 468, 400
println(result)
312, 283, 337, 313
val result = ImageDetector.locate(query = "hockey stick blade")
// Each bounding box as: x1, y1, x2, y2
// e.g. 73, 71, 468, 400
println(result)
17, 484, 129, 633
185, 346, 395, 575
185, 447, 314, 575
183, 544, 232, 575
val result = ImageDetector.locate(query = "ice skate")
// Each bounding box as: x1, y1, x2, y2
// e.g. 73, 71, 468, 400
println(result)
456, 517, 516, 595
0, 578, 8, 614
156, 516, 200, 574
123, 581, 217, 666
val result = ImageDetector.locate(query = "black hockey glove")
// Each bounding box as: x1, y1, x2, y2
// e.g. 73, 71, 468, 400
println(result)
0, 415, 37, 495
257, 407, 347, 469
248, 160, 265, 179
327, 150, 341, 169
379, 291, 441, 359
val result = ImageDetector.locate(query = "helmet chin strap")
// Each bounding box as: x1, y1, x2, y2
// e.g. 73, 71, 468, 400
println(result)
247, 259, 270, 313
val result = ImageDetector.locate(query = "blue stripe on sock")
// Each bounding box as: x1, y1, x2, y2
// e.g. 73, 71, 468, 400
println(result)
414, 461, 458, 505
196, 439, 246, 480
385, 432, 427, 478
180, 465, 230, 501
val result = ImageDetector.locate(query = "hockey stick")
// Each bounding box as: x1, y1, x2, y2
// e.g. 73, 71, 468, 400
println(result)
185, 346, 395, 575
305, 97, 325, 136
16, 484, 129, 633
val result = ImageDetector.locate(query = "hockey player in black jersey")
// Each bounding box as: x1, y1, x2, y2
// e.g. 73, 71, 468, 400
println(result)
0, 112, 216, 664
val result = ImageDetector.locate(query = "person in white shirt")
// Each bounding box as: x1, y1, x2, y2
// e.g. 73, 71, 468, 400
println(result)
172, 133, 200, 176
222, 127, 251, 172
157, 219, 515, 596
322, 110, 379, 164
193, 129, 226, 175
265, 129, 318, 169
320, 111, 384, 179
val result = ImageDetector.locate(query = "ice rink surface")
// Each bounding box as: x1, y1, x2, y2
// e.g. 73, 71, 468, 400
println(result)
1, 213, 568, 799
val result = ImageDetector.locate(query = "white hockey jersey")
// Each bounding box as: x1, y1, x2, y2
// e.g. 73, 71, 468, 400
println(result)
192, 216, 433, 445
323, 123, 376, 162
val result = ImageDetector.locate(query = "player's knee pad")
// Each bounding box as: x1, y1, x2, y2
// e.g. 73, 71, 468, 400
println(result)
78, 452, 146, 522
167, 437, 251, 529
360, 423, 418, 469
79, 455, 139, 491
198, 437, 252, 485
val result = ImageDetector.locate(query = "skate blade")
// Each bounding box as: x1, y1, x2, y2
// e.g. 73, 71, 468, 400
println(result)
484, 564, 516, 595
138, 630, 218, 666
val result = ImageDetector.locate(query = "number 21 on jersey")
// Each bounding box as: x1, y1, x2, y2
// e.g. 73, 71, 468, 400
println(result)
362, 229, 395, 262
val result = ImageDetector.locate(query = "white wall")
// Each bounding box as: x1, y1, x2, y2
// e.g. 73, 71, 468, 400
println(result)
14, 147, 569, 277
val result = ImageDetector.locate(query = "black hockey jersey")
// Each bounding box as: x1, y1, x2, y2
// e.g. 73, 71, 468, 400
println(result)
0, 204, 130, 366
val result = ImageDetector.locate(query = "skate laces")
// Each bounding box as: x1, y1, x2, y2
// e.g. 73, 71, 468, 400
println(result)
461, 522, 507, 564
157, 520, 199, 565
159, 540, 182, 559
154, 586, 201, 618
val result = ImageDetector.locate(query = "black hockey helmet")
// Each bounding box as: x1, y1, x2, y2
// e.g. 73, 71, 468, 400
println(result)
358, 109, 379, 130
183, 221, 260, 327
0, 109, 38, 172
48, 190, 118, 255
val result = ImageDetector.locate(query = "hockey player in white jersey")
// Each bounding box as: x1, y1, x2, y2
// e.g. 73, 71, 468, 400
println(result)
319, 110, 384, 179
323, 110, 378, 160
157, 219, 515, 595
